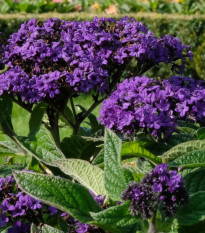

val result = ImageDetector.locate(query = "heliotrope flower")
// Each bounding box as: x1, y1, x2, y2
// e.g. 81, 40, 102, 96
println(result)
99, 75, 205, 139
0, 17, 192, 103
122, 164, 189, 219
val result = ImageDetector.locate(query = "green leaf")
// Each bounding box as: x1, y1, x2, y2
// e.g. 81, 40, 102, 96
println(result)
121, 141, 162, 164
177, 120, 199, 130
183, 168, 205, 195
161, 140, 205, 162
28, 103, 47, 139
176, 191, 205, 225
31, 224, 64, 233
60, 136, 102, 160
13, 171, 101, 223
168, 150, 205, 168
27, 156, 41, 172
0, 164, 24, 177
104, 129, 127, 201
167, 133, 195, 147
176, 127, 196, 134
16, 126, 65, 165
53, 159, 106, 196
0, 134, 22, 154
90, 202, 141, 233
196, 128, 205, 140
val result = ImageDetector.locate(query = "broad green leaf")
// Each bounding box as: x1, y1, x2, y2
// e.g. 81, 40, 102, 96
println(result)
176, 127, 196, 134
167, 133, 195, 146
60, 136, 102, 160
122, 165, 144, 182
0, 164, 24, 177
53, 159, 106, 196
183, 168, 205, 194
196, 128, 205, 140
161, 140, 205, 162
31, 223, 64, 233
176, 191, 205, 225
0, 134, 22, 156
168, 150, 205, 168
28, 103, 47, 139
104, 129, 127, 201
31, 224, 64, 233
90, 202, 141, 233
16, 126, 65, 165
177, 120, 199, 130
121, 141, 162, 164
13, 171, 101, 223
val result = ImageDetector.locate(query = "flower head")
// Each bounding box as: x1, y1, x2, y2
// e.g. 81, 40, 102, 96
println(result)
99, 75, 205, 139
0, 17, 191, 103
122, 164, 189, 219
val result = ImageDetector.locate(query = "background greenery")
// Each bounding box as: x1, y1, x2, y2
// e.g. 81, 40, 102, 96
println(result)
0, 0, 205, 14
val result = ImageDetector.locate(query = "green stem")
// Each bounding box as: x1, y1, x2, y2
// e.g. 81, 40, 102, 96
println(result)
148, 222, 158, 233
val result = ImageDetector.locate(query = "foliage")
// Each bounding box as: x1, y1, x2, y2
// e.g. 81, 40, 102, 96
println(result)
0, 16, 205, 233
0, 0, 205, 15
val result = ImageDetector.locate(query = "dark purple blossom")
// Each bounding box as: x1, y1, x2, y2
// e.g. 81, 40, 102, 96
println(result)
7, 221, 30, 233
0, 17, 192, 103
99, 75, 205, 139
0, 213, 9, 227
122, 164, 189, 218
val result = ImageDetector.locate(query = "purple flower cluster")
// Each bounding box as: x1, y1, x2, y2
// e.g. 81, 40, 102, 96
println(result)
0, 17, 192, 103
99, 75, 205, 139
0, 174, 42, 232
122, 164, 188, 219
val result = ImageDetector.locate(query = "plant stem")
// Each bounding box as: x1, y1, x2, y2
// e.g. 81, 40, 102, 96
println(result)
148, 222, 158, 233
148, 203, 158, 233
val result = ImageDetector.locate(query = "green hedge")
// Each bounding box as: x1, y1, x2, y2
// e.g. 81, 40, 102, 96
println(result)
1, 12, 205, 79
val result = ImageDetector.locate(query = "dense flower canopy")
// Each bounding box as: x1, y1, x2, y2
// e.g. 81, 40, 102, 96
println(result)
99, 75, 205, 138
122, 163, 189, 219
0, 17, 192, 103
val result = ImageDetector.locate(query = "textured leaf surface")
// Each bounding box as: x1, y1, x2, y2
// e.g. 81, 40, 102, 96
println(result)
0, 164, 24, 177
121, 141, 162, 164
167, 133, 195, 147
31, 224, 64, 233
13, 171, 101, 223
168, 150, 205, 168
16, 126, 65, 165
183, 169, 205, 194
0, 134, 22, 154
161, 140, 205, 162
54, 159, 106, 195
28, 103, 47, 139
176, 127, 196, 134
104, 129, 127, 201
176, 192, 205, 225
90, 202, 141, 233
